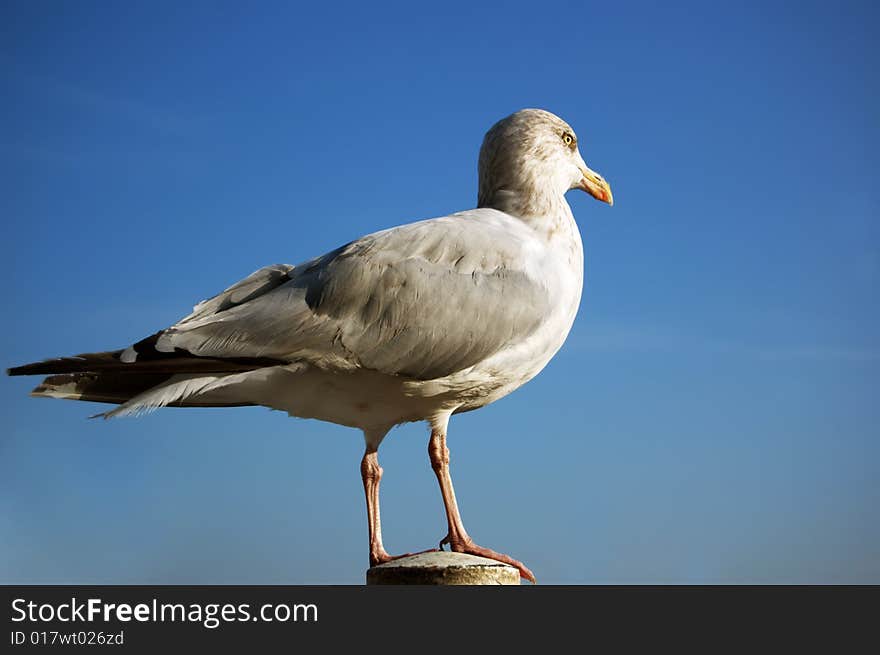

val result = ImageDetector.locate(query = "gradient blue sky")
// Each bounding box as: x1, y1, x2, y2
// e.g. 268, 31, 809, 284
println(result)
2, 1, 878, 584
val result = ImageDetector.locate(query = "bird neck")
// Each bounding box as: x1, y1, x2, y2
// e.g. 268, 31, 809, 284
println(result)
478, 187, 574, 237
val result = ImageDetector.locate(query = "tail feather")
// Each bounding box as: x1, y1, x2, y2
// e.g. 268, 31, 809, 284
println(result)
9, 349, 276, 412
98, 370, 263, 418
31, 371, 174, 404
28, 371, 258, 409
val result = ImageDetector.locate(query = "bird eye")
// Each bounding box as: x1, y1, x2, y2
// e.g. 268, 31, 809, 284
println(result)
562, 133, 574, 147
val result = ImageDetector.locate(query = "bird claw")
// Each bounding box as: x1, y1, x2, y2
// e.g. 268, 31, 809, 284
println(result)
438, 534, 536, 583
370, 547, 440, 567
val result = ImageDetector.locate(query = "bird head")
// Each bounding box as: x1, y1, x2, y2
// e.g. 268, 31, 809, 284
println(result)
477, 109, 613, 217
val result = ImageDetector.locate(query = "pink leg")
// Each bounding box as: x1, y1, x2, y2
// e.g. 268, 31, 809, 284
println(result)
361, 446, 435, 567
428, 429, 536, 583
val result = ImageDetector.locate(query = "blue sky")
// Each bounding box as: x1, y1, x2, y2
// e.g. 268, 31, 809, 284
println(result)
2, 0, 878, 583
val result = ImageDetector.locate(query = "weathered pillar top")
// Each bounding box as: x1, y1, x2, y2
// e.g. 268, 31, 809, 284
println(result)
366, 551, 520, 585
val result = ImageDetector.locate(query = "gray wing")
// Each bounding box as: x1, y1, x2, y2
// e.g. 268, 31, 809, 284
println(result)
151, 209, 552, 380
180, 263, 295, 325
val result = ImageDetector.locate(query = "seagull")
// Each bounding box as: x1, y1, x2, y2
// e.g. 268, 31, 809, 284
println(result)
8, 109, 612, 582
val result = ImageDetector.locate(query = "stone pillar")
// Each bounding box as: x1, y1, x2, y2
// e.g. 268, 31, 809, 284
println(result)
366, 551, 520, 585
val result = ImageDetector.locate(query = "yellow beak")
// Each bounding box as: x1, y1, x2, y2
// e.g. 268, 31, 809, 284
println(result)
579, 166, 613, 206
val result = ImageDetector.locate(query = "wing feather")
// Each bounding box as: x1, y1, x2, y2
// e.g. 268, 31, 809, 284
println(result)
153, 209, 552, 380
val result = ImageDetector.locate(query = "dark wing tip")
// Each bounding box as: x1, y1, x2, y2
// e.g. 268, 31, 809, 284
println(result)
6, 352, 122, 377
8, 363, 37, 376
